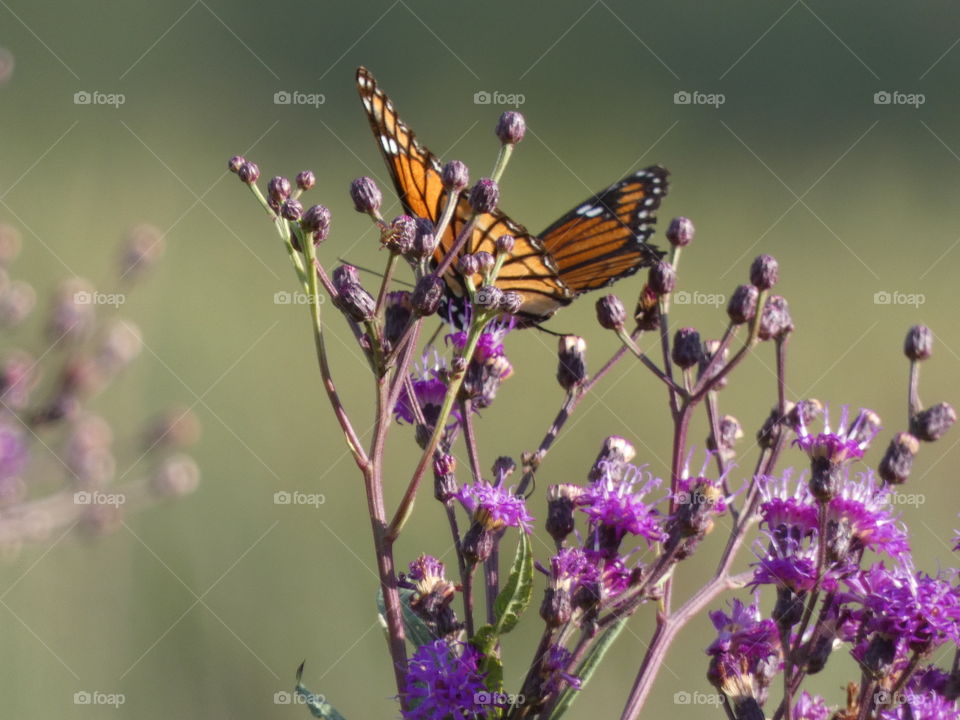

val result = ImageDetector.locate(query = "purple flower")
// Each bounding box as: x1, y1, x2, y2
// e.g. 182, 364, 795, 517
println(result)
793, 405, 880, 465
793, 691, 831, 720
579, 462, 666, 552
401, 640, 490, 719
751, 535, 820, 594
827, 470, 908, 558
759, 470, 819, 536
878, 667, 960, 720
394, 352, 458, 428
541, 644, 581, 696
408, 555, 447, 586
459, 481, 533, 533
707, 596, 781, 701
446, 314, 515, 364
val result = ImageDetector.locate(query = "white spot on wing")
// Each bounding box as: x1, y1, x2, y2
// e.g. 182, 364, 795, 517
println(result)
380, 136, 399, 155
576, 203, 604, 218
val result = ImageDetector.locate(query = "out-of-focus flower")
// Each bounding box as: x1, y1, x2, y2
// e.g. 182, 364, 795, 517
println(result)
401, 640, 490, 720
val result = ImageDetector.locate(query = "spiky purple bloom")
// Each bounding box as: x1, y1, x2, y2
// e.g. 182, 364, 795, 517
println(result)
446, 315, 515, 364
401, 640, 490, 719
707, 597, 781, 701
751, 535, 821, 594
394, 352, 459, 428
827, 470, 909, 558
793, 405, 880, 465
878, 666, 960, 720
459, 481, 533, 533
579, 462, 666, 550
793, 691, 831, 720
408, 555, 446, 584
541, 644, 581, 696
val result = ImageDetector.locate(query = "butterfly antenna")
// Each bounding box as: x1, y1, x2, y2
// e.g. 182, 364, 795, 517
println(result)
533, 323, 569, 338
336, 258, 415, 288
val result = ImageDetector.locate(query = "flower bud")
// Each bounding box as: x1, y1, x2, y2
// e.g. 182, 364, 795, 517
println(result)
301, 204, 332, 241
727, 284, 759, 325
545, 484, 583, 544
237, 161, 260, 184
672, 327, 702, 369
757, 407, 782, 449
227, 155, 245, 173
904, 324, 933, 361
469, 178, 499, 214
711, 414, 743, 462
878, 432, 919, 484
474, 251, 495, 275
385, 214, 416, 254
666, 217, 694, 247
150, 454, 200, 497
495, 111, 526, 145
337, 283, 376, 323
441, 160, 469, 192
462, 522, 495, 564
495, 234, 515, 255
411, 275, 444, 317
749, 254, 779, 290
758, 295, 793, 341
412, 218, 437, 259
383, 291, 412, 347
910, 402, 957, 442
475, 284, 503, 310
280, 198, 303, 221
458, 254, 480, 277
556, 335, 587, 391
267, 176, 292, 203
349, 176, 382, 214
596, 294, 626, 330
433, 454, 458, 502
649, 261, 676, 295
295, 170, 315, 191
589, 436, 636, 481
499, 291, 523, 315
332, 264, 360, 290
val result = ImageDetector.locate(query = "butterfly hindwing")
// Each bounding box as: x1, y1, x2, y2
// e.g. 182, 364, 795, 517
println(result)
539, 166, 669, 294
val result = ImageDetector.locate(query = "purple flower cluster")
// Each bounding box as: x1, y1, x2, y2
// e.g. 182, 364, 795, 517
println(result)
401, 640, 490, 720
580, 461, 666, 551
459, 481, 533, 533
793, 405, 880, 465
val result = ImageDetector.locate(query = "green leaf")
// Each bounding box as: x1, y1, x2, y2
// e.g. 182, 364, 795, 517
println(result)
376, 586, 436, 649
493, 532, 533, 635
470, 624, 505, 702
295, 662, 349, 720
546, 618, 628, 720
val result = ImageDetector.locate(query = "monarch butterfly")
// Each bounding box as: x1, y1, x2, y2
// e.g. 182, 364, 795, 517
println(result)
356, 67, 669, 325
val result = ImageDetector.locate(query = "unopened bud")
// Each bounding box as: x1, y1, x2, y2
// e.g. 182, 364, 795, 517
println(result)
237, 161, 260, 184
878, 432, 920, 484
295, 170, 316, 191
727, 284, 759, 325
596, 295, 626, 330
268, 176, 292, 203
495, 234, 515, 255
758, 295, 793, 340
750, 254, 779, 290
227, 155, 245, 173
589, 436, 636, 481
475, 285, 502, 310
904, 325, 933, 361
672, 327, 702, 369
332, 264, 360, 290
557, 335, 587, 391
337, 283, 376, 323
458, 254, 480, 277
649, 261, 676, 295
499, 291, 523, 315
666, 217, 694, 247
302, 204, 332, 242
280, 198, 303, 221
469, 178, 499, 214
349, 176, 382, 214
411, 275, 444, 316
911, 402, 957, 442
385, 215, 416, 254
495, 111, 526, 145
442, 160, 469, 192
546, 484, 583, 544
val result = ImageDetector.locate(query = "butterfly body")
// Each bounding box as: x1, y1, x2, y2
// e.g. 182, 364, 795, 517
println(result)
356, 67, 669, 325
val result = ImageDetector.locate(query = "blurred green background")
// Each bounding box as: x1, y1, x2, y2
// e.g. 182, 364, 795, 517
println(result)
2, 1, 959, 717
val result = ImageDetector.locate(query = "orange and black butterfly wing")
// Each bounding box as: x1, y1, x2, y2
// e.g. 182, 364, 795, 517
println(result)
539, 166, 669, 295
357, 67, 571, 322
356, 66, 446, 223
